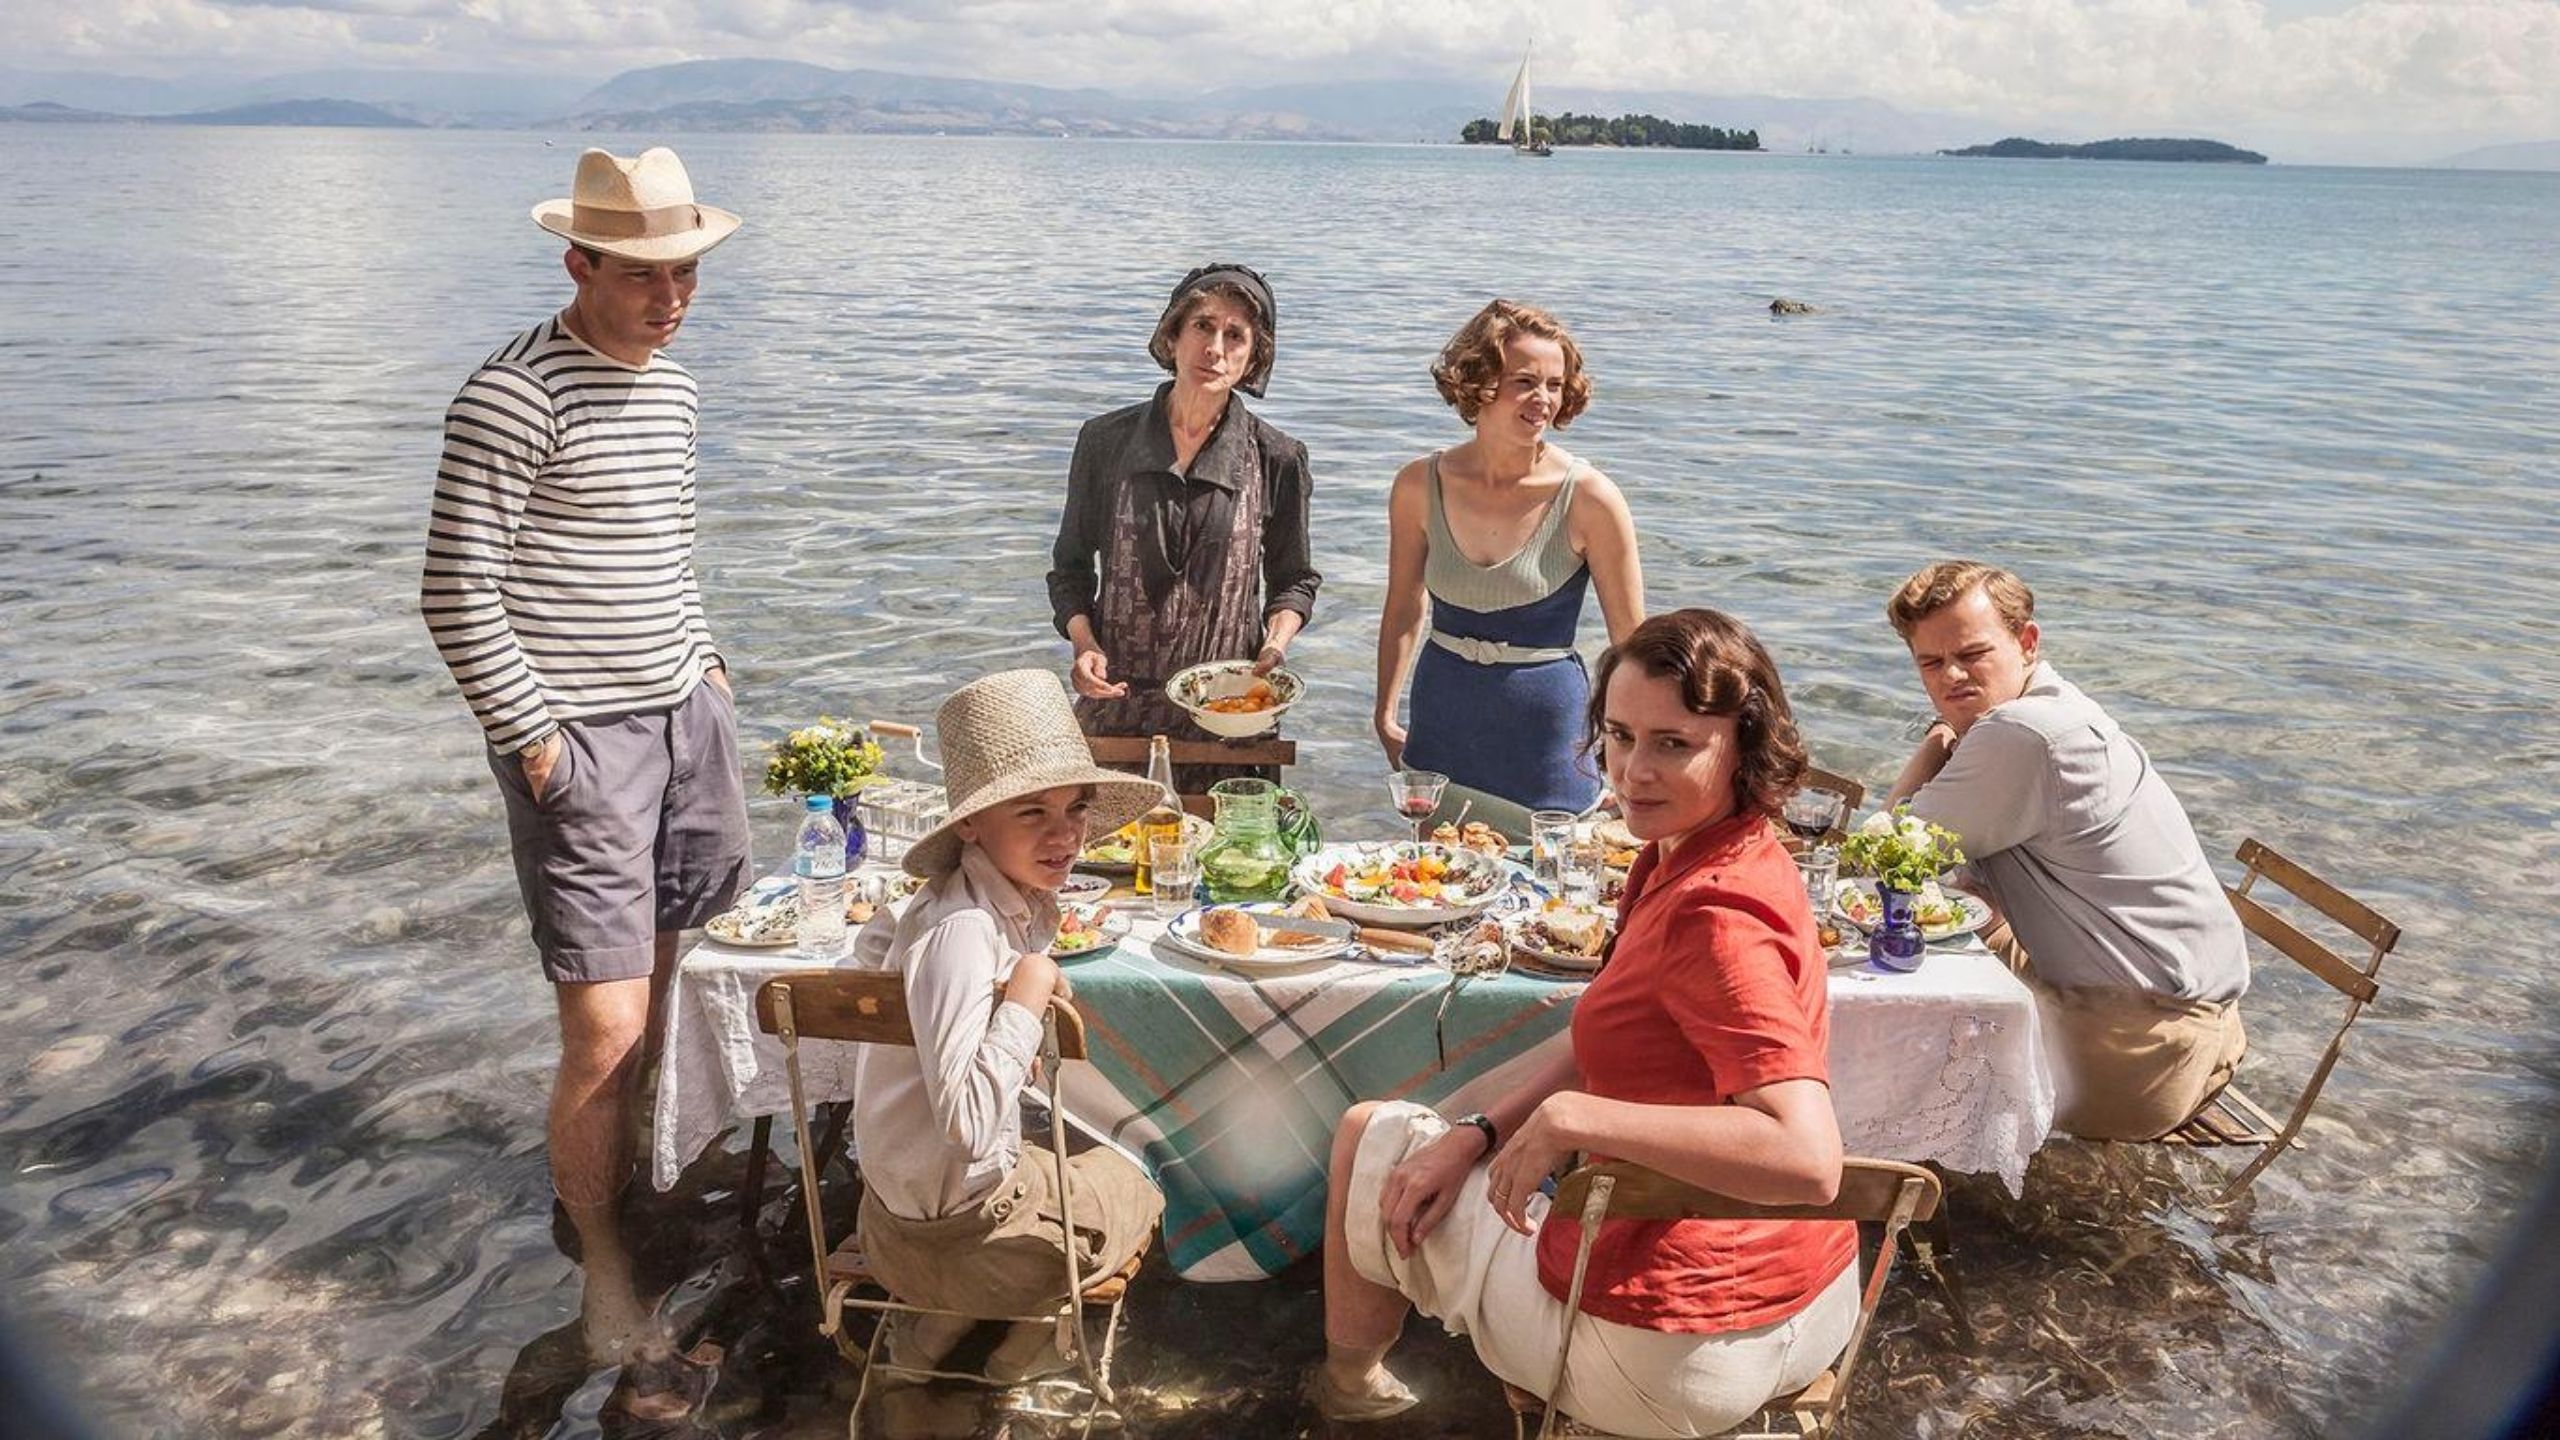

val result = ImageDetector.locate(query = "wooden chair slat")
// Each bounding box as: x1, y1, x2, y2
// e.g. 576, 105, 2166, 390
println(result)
755, 969, 915, 1045
1085, 735, 1297, 770
755, 969, 1088, 1060
2235, 837, 2400, 951
1550, 1158, 1941, 1227
1801, 765, 1868, 815
2188, 1099, 2252, 1146
2225, 888, 2380, 1003
2221, 1085, 2286, 1140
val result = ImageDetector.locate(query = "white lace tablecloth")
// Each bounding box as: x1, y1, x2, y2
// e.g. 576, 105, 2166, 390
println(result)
653, 893, 2054, 1199
1824, 943, 2054, 1194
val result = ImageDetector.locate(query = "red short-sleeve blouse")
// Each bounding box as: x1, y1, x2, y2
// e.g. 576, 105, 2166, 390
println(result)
1533, 811, 1859, 1334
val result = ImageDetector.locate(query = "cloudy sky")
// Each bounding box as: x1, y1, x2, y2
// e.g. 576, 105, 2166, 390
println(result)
10, 0, 2557, 152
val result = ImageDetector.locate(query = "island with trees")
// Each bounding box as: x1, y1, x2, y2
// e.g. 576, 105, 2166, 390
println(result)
1460, 112, 1761, 151
1940, 137, 2267, 164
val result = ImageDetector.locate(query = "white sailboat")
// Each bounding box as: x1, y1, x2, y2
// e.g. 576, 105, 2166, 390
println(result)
1495, 45, 1553, 156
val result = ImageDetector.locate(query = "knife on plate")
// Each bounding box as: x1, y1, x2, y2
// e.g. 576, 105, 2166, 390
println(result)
1246, 910, 1358, 942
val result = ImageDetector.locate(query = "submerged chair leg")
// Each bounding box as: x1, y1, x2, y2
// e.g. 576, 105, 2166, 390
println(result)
846, 1312, 886, 1440
739, 1115, 772, 1236
1904, 1194, 1977, 1350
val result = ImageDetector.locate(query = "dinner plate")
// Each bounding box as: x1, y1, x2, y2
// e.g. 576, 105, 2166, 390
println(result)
1509, 950, 1604, 982
1831, 878, 1992, 943
1050, 903, 1133, 960
1076, 814, 1213, 875
704, 878, 803, 948
1161, 903, 1356, 972
1056, 874, 1114, 906
1290, 841, 1511, 929
1503, 908, 1614, 972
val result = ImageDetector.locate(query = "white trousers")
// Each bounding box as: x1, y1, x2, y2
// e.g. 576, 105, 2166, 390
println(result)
1346, 1102, 1859, 1438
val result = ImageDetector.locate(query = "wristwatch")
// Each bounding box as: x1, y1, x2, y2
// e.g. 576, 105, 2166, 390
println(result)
1453, 1112, 1500, 1152
518, 731, 558, 760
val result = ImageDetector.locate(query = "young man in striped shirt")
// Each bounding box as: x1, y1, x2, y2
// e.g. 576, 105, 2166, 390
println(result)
421, 147, 751, 1373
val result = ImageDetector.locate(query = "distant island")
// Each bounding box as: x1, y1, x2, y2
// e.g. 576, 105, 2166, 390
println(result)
1941, 136, 2267, 164
1461, 112, 1760, 151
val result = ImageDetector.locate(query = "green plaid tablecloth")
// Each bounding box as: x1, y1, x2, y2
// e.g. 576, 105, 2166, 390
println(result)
1057, 936, 1582, 1281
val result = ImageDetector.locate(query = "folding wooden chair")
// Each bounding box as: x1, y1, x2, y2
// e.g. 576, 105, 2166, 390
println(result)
1800, 765, 1867, 816
1505, 1158, 1942, 1440
757, 970, 1148, 1437
1796, 766, 1867, 845
1084, 734, 1297, 818
2163, 837, 2402, 1205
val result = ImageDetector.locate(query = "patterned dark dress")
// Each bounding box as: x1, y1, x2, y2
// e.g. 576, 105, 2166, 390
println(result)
1046, 384, 1319, 791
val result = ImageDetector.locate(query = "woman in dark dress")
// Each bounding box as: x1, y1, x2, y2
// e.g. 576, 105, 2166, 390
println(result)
1046, 264, 1320, 787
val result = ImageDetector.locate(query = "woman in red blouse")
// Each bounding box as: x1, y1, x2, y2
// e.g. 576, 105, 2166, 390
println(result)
1313, 608, 1858, 1436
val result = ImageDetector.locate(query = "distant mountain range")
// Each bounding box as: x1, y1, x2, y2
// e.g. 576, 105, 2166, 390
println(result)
2433, 139, 2560, 172
0, 58, 2001, 155
0, 97, 421, 128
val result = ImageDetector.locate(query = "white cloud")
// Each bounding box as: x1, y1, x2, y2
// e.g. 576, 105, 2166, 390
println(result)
7, 0, 2554, 146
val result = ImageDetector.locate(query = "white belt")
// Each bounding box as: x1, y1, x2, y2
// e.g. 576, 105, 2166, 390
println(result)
1429, 630, 1577, 666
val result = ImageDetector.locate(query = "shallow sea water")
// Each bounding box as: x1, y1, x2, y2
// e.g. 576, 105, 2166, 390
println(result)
1, 127, 2556, 1438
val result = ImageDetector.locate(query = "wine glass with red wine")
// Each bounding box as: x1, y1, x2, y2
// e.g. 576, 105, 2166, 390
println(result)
1782, 787, 1847, 846
1387, 769, 1450, 843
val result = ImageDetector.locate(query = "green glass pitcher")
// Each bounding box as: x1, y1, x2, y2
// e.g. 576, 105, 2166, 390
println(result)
1276, 784, 1322, 857
1199, 778, 1296, 902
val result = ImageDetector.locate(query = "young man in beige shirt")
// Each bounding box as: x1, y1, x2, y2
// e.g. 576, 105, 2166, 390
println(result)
1882, 561, 2249, 1140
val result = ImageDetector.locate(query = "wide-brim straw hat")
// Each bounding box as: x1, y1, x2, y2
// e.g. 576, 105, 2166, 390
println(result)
532, 146, 742, 263
903, 669, 1167, 880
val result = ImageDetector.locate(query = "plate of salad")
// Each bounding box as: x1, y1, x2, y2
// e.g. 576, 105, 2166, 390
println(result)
1290, 841, 1510, 929
1831, 878, 1992, 943
1050, 903, 1132, 959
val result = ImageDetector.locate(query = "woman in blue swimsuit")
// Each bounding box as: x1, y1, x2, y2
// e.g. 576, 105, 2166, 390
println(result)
1374, 300, 1646, 835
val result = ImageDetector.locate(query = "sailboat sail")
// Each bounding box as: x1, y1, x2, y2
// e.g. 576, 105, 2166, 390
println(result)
1496, 50, 1530, 143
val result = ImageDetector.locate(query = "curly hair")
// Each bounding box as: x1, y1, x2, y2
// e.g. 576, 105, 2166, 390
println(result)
1430, 299, 1592, 428
1885, 560, 2036, 641
1586, 609, 1809, 821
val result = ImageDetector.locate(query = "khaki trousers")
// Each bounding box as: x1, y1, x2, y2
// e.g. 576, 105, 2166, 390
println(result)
857, 1144, 1161, 1318
1987, 922, 2249, 1142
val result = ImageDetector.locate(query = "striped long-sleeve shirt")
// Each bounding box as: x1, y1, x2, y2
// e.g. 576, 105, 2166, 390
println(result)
422, 317, 721, 753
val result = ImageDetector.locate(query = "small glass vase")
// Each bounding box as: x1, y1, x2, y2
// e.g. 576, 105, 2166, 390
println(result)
830, 795, 869, 867
1868, 884, 1927, 971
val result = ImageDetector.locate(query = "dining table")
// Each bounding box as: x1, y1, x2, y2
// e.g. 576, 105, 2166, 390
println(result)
652, 857, 2055, 1282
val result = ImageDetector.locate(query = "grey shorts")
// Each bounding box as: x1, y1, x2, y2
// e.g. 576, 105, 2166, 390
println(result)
487, 679, 753, 984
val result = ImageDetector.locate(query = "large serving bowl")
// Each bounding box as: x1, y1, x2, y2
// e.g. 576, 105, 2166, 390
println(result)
1167, 660, 1303, 739
1290, 841, 1510, 928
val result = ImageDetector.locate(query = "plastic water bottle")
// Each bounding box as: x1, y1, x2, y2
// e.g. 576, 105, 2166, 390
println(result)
794, 796, 849, 960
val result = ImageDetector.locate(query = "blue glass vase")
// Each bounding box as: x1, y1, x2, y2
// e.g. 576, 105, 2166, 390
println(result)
1869, 884, 1927, 971
831, 795, 869, 867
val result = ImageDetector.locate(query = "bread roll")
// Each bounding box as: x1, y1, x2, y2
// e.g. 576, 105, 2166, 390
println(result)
1200, 906, 1260, 956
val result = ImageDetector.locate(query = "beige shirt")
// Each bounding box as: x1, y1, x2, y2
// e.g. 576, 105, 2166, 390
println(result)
847, 844, 1060, 1220
1909, 662, 2250, 1003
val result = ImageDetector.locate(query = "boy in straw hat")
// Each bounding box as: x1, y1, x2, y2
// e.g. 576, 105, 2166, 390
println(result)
844, 669, 1167, 1382
420, 146, 747, 1375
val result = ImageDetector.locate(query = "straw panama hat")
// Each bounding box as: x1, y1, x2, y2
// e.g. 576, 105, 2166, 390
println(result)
902, 669, 1166, 880
532, 146, 742, 263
